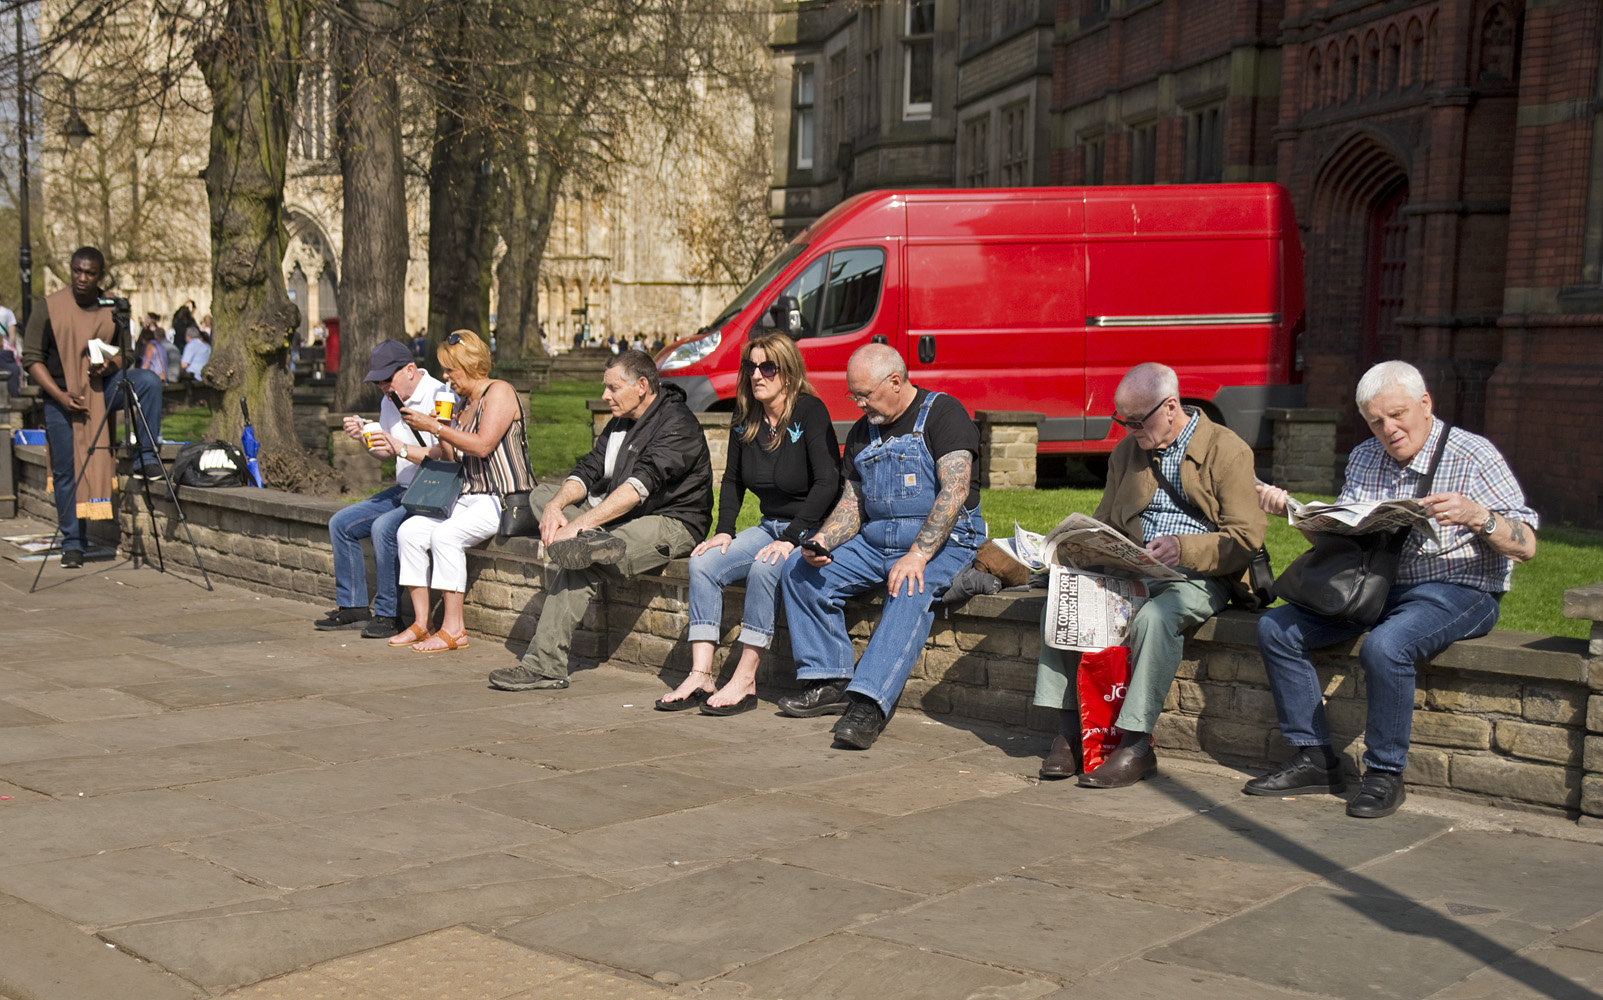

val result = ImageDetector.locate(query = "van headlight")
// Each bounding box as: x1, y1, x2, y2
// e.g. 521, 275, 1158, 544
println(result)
657, 329, 720, 371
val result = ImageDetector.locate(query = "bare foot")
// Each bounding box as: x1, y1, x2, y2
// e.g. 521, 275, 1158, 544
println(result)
659, 670, 715, 705
706, 679, 756, 709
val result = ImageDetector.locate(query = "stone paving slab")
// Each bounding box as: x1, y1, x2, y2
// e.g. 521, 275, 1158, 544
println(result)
502, 858, 920, 984
0, 788, 271, 867
120, 673, 324, 710
457, 765, 747, 833
16, 651, 213, 687
859, 875, 1210, 980
1428, 944, 1603, 999
783, 753, 1032, 817
0, 845, 278, 925
43, 699, 383, 753
722, 932, 1059, 1000
6, 686, 166, 721
649, 729, 940, 790
2, 739, 320, 797
1018, 839, 1317, 915
1147, 883, 1550, 999
467, 724, 732, 772
245, 711, 532, 764
0, 894, 201, 1000
1039, 960, 1316, 999
769, 796, 1138, 895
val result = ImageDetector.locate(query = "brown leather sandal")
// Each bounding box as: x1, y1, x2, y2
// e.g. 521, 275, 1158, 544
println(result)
387, 622, 431, 646
413, 628, 469, 652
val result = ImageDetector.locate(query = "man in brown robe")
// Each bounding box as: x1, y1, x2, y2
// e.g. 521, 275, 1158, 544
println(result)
21, 246, 165, 568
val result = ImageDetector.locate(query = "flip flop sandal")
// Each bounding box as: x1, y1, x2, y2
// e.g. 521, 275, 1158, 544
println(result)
700, 693, 759, 716
413, 628, 469, 653
388, 622, 431, 646
654, 688, 711, 712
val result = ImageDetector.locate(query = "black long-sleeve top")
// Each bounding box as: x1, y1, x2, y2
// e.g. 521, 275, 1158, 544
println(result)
715, 392, 841, 543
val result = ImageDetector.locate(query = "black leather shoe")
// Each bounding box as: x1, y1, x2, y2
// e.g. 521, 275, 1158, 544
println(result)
777, 679, 849, 717
1039, 735, 1078, 780
59, 549, 84, 569
1078, 743, 1157, 788
360, 616, 402, 640
315, 606, 371, 631
1243, 749, 1346, 796
832, 698, 885, 749
1347, 770, 1406, 819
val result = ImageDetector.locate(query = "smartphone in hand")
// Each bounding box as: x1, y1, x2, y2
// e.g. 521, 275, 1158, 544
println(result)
799, 539, 831, 559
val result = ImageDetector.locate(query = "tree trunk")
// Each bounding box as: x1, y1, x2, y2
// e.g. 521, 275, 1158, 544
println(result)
197, 0, 330, 491
333, 0, 407, 410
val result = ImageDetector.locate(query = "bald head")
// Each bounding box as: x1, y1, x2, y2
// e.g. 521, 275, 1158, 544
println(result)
1116, 362, 1179, 412
846, 343, 915, 425
849, 342, 906, 382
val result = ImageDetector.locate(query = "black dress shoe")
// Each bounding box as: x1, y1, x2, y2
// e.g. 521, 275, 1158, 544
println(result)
654, 688, 710, 712
832, 698, 885, 749
1347, 770, 1406, 819
1243, 749, 1346, 796
1078, 743, 1157, 788
59, 549, 85, 569
777, 679, 849, 717
700, 693, 758, 716
1039, 734, 1078, 780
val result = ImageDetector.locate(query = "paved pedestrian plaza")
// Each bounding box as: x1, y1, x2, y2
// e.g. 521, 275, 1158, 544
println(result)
3, 515, 1603, 1000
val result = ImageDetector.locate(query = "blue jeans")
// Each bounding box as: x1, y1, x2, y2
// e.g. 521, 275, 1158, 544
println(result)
42, 367, 165, 552
1257, 581, 1501, 773
328, 485, 409, 616
687, 518, 788, 649
782, 510, 984, 716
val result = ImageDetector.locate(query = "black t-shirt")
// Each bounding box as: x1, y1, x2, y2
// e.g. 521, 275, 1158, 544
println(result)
843, 387, 981, 509
716, 392, 843, 543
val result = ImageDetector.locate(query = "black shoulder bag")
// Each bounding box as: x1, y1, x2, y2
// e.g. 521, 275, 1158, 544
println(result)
1149, 456, 1274, 611
1273, 425, 1451, 626
497, 390, 539, 538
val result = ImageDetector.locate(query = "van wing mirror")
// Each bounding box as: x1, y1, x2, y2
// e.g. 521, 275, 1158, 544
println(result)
769, 296, 803, 338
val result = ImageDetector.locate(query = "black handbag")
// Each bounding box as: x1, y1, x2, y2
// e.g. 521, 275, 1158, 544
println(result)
1273, 425, 1452, 626
498, 491, 539, 538
1149, 456, 1274, 610
400, 458, 465, 517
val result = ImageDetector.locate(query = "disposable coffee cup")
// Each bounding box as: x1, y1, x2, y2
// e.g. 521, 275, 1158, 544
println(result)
362, 421, 384, 451
434, 398, 455, 421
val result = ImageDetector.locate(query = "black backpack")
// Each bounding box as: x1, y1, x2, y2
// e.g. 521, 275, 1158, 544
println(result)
170, 440, 251, 488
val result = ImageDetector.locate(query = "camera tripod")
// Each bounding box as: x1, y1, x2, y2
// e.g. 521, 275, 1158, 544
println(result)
30, 373, 212, 592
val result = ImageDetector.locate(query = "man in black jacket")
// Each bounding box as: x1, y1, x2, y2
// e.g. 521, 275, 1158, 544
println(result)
489, 350, 713, 691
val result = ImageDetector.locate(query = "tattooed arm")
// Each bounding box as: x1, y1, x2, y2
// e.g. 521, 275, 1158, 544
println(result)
798, 480, 865, 566
887, 450, 973, 597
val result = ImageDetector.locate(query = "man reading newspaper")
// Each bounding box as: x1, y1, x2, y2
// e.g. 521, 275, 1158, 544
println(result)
1033, 363, 1265, 786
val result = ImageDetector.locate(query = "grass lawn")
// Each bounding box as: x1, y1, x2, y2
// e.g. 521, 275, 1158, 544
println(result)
161, 405, 214, 444
527, 381, 602, 478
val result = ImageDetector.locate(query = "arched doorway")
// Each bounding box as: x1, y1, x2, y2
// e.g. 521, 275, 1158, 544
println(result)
1362, 182, 1410, 370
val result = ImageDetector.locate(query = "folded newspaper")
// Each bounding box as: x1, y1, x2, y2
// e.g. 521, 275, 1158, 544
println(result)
1285, 496, 1437, 542
1036, 512, 1180, 651
989, 522, 1049, 573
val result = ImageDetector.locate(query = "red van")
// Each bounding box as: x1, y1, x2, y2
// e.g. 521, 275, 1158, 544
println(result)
657, 184, 1305, 456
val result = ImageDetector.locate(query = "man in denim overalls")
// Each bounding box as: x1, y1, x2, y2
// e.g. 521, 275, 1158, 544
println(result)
780, 344, 986, 749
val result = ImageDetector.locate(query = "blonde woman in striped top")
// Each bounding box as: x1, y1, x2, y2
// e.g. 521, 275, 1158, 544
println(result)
392, 329, 534, 652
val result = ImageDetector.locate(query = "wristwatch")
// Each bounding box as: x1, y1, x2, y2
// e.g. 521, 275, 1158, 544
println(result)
1481, 512, 1499, 536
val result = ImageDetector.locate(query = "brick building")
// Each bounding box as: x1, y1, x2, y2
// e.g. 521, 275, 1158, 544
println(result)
1054, 0, 1603, 526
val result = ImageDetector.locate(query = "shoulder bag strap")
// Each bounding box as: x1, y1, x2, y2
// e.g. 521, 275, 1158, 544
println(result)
1414, 423, 1453, 497
1149, 453, 1211, 526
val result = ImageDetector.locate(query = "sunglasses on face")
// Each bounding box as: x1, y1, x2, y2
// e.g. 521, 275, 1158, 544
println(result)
1111, 397, 1170, 431
741, 359, 780, 381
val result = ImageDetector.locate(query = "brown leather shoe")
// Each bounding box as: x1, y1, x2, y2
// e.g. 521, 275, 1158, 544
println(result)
1077, 743, 1157, 788
1039, 735, 1078, 780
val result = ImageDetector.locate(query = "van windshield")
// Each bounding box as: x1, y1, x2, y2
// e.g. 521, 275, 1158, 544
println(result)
707, 243, 808, 331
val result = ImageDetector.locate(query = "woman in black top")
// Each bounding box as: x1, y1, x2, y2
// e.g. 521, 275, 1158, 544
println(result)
656, 333, 841, 714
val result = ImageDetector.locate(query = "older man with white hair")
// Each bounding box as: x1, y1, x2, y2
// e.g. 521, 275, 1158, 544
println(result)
1251, 360, 1538, 818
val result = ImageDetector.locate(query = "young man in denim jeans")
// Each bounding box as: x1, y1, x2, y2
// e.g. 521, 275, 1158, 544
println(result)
316, 340, 453, 637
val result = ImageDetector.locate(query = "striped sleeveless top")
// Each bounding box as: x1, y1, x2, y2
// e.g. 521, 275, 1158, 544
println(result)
460, 381, 535, 496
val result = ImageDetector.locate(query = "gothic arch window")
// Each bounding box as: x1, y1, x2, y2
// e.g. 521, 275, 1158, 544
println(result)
1405, 19, 1426, 89
1363, 31, 1381, 98
1478, 3, 1518, 83
1306, 48, 1323, 109
1343, 37, 1360, 104
1382, 25, 1402, 93
1364, 184, 1410, 366
1326, 42, 1342, 104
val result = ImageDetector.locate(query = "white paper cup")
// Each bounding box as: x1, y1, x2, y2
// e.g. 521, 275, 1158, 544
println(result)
362, 421, 384, 451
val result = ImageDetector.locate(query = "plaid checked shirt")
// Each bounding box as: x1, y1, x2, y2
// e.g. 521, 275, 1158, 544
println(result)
1140, 408, 1213, 542
1339, 417, 1538, 592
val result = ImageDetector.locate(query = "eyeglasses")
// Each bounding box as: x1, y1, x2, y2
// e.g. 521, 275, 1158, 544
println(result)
845, 373, 893, 404
446, 333, 463, 346
741, 359, 780, 381
1111, 397, 1171, 431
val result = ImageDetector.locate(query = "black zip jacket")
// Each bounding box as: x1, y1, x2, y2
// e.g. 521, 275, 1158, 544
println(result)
569, 382, 713, 538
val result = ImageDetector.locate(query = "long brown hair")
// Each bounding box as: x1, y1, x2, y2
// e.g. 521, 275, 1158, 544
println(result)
734, 333, 815, 451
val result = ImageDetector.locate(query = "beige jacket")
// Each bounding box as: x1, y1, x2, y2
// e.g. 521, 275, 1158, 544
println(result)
1093, 409, 1266, 580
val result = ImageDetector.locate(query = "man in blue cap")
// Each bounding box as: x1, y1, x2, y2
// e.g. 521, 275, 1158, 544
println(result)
315, 339, 455, 636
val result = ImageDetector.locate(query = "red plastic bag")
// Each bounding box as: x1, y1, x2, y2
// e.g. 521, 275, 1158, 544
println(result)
1077, 645, 1131, 772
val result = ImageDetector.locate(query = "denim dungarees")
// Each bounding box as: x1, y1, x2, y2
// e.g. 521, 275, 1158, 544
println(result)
782, 392, 986, 715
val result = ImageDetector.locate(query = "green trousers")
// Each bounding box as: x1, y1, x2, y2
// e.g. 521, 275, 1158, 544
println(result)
517, 482, 697, 680
1033, 575, 1231, 734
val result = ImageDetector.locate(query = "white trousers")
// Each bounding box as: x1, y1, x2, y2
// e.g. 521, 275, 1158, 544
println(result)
396, 493, 501, 593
